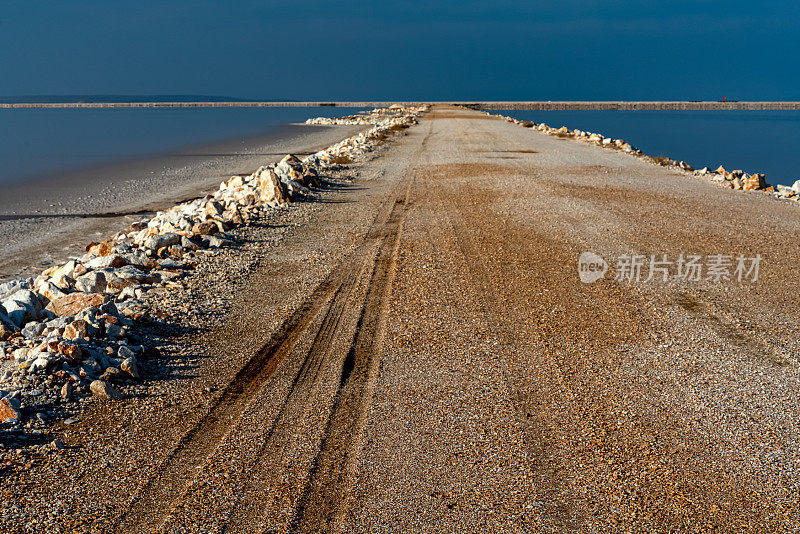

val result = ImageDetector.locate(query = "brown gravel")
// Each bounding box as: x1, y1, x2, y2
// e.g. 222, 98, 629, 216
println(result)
1, 106, 799, 533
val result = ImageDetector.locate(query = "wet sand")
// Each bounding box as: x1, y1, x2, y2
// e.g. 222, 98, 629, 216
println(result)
0, 123, 366, 281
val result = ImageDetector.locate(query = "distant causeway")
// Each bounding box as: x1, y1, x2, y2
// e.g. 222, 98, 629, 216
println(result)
3, 100, 800, 110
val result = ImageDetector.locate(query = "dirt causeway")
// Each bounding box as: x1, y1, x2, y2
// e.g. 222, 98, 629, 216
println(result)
2, 106, 799, 533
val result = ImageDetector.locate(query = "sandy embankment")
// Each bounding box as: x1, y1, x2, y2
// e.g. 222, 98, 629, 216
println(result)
0, 123, 367, 281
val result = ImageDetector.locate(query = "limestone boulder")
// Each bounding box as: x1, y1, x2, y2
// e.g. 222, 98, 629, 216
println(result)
84, 255, 127, 270
257, 169, 289, 204
2, 290, 43, 326
63, 319, 89, 340
87, 240, 115, 257
90, 380, 123, 401
0, 311, 19, 340
0, 396, 21, 424
0, 280, 33, 302
143, 233, 181, 252
121, 252, 158, 271
43, 260, 77, 280
45, 293, 106, 317
192, 221, 218, 236
121, 356, 139, 379
204, 200, 224, 219
742, 173, 767, 191
75, 271, 107, 293
34, 279, 67, 303
51, 273, 75, 291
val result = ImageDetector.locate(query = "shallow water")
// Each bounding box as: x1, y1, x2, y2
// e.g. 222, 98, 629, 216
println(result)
0, 107, 364, 186
501, 110, 800, 187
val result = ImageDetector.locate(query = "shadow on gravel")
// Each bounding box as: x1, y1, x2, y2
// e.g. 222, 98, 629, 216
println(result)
1, 172, 365, 469
0, 317, 201, 447
314, 199, 354, 205
0, 210, 156, 222
317, 178, 367, 192
134, 318, 204, 385
292, 179, 364, 204
477, 149, 539, 154
0, 428, 53, 450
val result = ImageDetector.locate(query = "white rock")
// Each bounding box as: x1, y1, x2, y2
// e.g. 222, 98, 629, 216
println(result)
0, 280, 32, 302
49, 260, 77, 280
143, 233, 181, 251
51, 273, 75, 291
34, 279, 67, 303
29, 356, 52, 373
75, 271, 107, 293
90, 379, 123, 401
85, 255, 126, 270
121, 357, 139, 379
2, 299, 35, 327
257, 169, 289, 204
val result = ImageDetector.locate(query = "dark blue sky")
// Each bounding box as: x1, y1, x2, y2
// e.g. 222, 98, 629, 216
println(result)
1, 1, 798, 100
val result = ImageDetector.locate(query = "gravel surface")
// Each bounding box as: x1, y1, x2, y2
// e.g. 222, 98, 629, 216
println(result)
1, 106, 799, 533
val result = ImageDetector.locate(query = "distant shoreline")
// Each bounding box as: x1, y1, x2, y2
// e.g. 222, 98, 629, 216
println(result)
3, 101, 800, 110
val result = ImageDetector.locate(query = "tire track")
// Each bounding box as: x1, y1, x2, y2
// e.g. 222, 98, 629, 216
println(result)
289, 186, 411, 534
166, 252, 371, 533
674, 291, 794, 367
221, 191, 412, 533
427, 176, 581, 531
114, 177, 415, 534
115, 271, 345, 532
428, 155, 765, 530
230, 118, 429, 534
429, 170, 679, 531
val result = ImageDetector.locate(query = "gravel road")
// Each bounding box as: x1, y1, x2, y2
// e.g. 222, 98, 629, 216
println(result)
2, 106, 799, 533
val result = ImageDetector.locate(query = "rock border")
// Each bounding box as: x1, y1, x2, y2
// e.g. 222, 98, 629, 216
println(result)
484, 110, 797, 198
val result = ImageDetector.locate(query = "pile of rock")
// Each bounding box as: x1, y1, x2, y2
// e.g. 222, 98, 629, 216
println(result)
306, 115, 376, 126
0, 105, 425, 432
0, 274, 150, 429
695, 166, 769, 191
774, 181, 800, 199
492, 111, 788, 198
498, 114, 643, 155
305, 106, 428, 126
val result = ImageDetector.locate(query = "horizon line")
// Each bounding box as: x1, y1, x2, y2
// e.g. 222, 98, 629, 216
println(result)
2, 101, 800, 111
